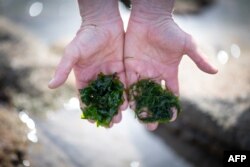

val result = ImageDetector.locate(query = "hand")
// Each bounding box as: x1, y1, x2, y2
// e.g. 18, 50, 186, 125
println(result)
48, 2, 128, 127
124, 1, 218, 131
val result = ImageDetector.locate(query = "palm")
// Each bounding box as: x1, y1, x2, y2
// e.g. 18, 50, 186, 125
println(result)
72, 23, 125, 89
125, 19, 186, 95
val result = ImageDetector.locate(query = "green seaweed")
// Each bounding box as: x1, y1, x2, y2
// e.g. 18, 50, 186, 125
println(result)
79, 73, 124, 127
129, 79, 181, 123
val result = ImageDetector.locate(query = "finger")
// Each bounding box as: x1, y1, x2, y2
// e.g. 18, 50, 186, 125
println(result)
88, 120, 95, 123
187, 50, 218, 74
48, 46, 78, 89
118, 73, 129, 112
120, 102, 128, 111
161, 66, 179, 96
146, 123, 159, 131
110, 77, 128, 123
169, 108, 178, 122
185, 35, 218, 74
109, 122, 114, 128
165, 77, 179, 96
129, 100, 136, 111
112, 112, 122, 124
109, 96, 127, 124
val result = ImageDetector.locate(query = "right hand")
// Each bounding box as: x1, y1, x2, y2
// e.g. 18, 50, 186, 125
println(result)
48, 19, 128, 127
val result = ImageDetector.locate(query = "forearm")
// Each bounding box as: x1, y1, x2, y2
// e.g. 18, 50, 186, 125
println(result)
130, 0, 174, 22
78, 0, 121, 25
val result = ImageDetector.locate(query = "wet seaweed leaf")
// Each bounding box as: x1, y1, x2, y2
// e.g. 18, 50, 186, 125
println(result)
79, 73, 124, 127
129, 79, 181, 123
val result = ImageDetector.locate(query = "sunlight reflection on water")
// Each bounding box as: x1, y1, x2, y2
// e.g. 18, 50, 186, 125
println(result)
130, 161, 140, 167
29, 2, 43, 17
217, 50, 229, 65
63, 97, 80, 110
22, 159, 30, 167
230, 43, 241, 58
19, 111, 38, 143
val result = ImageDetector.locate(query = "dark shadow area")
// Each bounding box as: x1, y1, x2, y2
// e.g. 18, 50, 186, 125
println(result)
152, 98, 250, 167
233, 107, 250, 149
120, 0, 216, 13
120, 0, 131, 8
0, 50, 37, 107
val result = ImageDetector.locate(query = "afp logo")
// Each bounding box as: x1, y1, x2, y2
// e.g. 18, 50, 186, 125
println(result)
224, 151, 249, 167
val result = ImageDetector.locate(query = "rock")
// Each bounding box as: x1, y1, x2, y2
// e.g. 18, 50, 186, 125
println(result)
0, 107, 28, 167
155, 26, 250, 166
0, 17, 74, 114
174, 0, 215, 14
0, 16, 76, 166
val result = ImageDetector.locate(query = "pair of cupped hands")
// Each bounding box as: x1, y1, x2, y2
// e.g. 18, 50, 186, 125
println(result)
48, 6, 217, 131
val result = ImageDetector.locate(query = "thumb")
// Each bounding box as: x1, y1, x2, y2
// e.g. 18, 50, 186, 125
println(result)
185, 35, 218, 74
48, 46, 78, 89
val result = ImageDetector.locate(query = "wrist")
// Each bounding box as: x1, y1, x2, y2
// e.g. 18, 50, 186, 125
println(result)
130, 0, 174, 23
78, 0, 121, 25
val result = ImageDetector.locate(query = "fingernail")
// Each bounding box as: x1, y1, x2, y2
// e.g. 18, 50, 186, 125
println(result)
146, 123, 158, 131
213, 66, 219, 74
169, 108, 178, 122
48, 78, 55, 87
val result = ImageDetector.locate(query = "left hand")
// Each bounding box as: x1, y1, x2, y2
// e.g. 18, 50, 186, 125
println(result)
124, 8, 217, 131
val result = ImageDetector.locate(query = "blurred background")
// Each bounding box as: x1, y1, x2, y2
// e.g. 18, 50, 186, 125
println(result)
0, 0, 249, 166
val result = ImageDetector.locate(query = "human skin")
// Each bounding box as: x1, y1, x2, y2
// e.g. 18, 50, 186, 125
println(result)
48, 0, 128, 127
48, 0, 218, 130
124, 0, 218, 131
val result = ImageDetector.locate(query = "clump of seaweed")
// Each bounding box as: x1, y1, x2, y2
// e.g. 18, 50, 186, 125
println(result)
129, 79, 181, 123
79, 73, 124, 127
